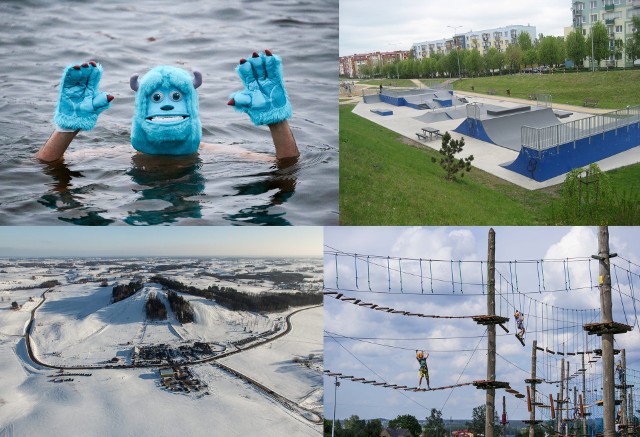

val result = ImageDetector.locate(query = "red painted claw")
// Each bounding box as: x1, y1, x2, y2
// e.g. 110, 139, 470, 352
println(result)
265, 49, 272, 56
252, 52, 259, 58
89, 61, 97, 67
73, 65, 81, 70
227, 98, 235, 106
107, 95, 114, 102
239, 58, 247, 64
81, 62, 89, 68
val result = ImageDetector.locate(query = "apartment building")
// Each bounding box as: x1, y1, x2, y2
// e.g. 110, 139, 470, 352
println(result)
339, 50, 411, 78
411, 25, 537, 60
572, 0, 640, 67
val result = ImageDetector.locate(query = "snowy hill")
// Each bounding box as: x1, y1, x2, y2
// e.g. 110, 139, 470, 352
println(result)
0, 257, 323, 436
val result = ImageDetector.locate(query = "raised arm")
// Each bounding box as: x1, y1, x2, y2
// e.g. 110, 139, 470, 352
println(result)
36, 61, 113, 162
228, 50, 299, 160
36, 130, 79, 162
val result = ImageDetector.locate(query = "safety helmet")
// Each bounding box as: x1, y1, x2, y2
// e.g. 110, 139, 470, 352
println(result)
514, 310, 520, 317
417, 351, 424, 359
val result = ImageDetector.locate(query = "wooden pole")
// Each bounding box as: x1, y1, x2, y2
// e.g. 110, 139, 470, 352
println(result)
559, 358, 565, 435
597, 226, 615, 437
582, 351, 587, 437
567, 360, 571, 435
529, 339, 538, 437
574, 386, 578, 437
486, 228, 496, 437
621, 349, 628, 437
629, 386, 634, 436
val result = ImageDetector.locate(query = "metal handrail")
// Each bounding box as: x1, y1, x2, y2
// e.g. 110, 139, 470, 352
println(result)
521, 106, 640, 151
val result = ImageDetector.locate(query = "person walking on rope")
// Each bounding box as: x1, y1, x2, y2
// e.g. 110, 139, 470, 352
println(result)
514, 310, 525, 343
616, 360, 624, 383
416, 350, 430, 389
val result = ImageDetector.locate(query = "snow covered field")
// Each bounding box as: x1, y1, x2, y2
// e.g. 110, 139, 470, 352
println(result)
0, 257, 323, 436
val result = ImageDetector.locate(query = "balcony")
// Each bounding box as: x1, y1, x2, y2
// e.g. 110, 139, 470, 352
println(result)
605, 4, 614, 10
634, 0, 640, 7
605, 18, 615, 24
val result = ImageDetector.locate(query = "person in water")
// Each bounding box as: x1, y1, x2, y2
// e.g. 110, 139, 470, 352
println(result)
36, 50, 299, 162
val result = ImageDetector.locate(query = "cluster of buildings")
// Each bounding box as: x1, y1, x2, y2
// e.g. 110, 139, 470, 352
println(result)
340, 1, 640, 78
158, 366, 208, 394
131, 342, 221, 366
339, 50, 411, 78
412, 25, 536, 60
340, 24, 536, 78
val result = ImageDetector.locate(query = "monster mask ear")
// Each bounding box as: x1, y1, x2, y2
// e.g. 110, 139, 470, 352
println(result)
130, 74, 140, 92
193, 71, 202, 89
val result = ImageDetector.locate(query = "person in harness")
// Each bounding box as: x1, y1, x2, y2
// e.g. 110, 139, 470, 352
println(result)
514, 310, 525, 343
416, 350, 431, 389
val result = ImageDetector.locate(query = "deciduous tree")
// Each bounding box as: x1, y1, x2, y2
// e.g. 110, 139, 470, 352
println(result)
389, 414, 422, 437
566, 30, 587, 70
586, 21, 609, 68
425, 408, 447, 437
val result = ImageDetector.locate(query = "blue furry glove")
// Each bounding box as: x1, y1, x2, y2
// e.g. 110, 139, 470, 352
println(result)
228, 50, 292, 126
53, 61, 113, 131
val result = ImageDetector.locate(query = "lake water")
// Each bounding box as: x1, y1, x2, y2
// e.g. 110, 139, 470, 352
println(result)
0, 0, 338, 225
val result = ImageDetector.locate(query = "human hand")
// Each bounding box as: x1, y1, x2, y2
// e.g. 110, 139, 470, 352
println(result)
228, 50, 292, 126
53, 61, 113, 131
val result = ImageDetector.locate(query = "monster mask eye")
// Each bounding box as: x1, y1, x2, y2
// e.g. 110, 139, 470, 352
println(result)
151, 92, 164, 103
170, 91, 182, 102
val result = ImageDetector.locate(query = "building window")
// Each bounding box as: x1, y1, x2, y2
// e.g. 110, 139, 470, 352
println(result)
590, 0, 597, 7
615, 25, 622, 32
591, 14, 598, 22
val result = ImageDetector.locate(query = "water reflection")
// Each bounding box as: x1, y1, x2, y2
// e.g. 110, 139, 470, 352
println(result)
36, 152, 300, 225
225, 156, 299, 226
125, 154, 205, 225
38, 161, 115, 225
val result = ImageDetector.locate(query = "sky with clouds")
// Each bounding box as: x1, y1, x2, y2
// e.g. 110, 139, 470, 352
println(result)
0, 227, 323, 258
340, 0, 571, 56
324, 227, 640, 422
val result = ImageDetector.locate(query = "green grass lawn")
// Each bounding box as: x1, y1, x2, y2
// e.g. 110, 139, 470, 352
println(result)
453, 70, 640, 109
358, 78, 418, 88
339, 104, 640, 225
340, 105, 556, 225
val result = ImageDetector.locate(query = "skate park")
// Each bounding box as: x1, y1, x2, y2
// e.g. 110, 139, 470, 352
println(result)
355, 86, 640, 188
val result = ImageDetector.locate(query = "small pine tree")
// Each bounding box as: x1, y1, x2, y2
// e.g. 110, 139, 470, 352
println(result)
431, 132, 474, 180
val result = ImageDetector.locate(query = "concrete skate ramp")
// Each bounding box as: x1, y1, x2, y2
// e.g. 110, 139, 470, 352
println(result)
413, 107, 468, 123
455, 108, 560, 151
403, 93, 437, 105
363, 94, 381, 104
504, 122, 640, 181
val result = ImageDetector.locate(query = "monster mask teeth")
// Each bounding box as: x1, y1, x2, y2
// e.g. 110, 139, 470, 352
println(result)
145, 115, 189, 123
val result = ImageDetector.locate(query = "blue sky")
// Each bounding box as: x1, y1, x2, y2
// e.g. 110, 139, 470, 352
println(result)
0, 227, 323, 258
340, 0, 570, 56
324, 227, 640, 421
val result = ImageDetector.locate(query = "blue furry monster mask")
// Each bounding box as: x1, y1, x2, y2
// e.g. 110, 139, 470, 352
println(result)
130, 66, 202, 155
